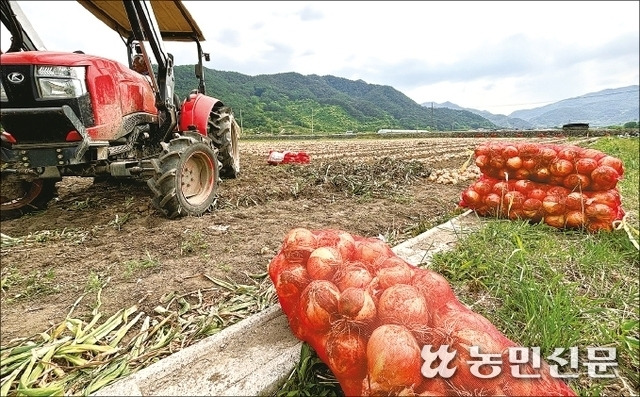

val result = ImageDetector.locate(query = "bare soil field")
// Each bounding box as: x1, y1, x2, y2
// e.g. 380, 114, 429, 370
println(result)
0, 136, 560, 345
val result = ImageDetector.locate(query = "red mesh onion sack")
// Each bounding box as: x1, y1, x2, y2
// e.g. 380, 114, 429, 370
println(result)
269, 228, 576, 396
459, 175, 625, 232
473, 142, 623, 191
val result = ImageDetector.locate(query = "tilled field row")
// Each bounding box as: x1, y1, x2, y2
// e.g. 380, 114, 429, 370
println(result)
239, 137, 563, 163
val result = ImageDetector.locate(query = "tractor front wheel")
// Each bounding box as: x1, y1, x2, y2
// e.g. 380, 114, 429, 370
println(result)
1, 177, 57, 220
147, 132, 219, 219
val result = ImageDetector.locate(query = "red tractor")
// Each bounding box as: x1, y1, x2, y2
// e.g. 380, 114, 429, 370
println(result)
0, 0, 240, 219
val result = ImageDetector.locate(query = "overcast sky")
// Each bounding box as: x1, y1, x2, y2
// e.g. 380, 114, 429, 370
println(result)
2, 1, 638, 115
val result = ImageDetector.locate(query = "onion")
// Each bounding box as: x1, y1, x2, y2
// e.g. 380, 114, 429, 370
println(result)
461, 188, 482, 206
489, 156, 505, 169
315, 229, 357, 261
522, 198, 543, 222
591, 165, 619, 190
326, 331, 368, 388
590, 190, 620, 207
544, 214, 566, 229
411, 269, 456, 308
504, 191, 525, 210
376, 257, 413, 289
532, 167, 551, 182
581, 148, 606, 161
563, 173, 591, 190
275, 266, 311, 315
518, 143, 540, 158
475, 154, 489, 168
337, 287, 377, 326
492, 181, 509, 195
473, 179, 493, 196
528, 188, 547, 201
514, 168, 531, 180
367, 324, 423, 391
514, 179, 534, 194
378, 284, 429, 327
542, 195, 565, 216
522, 197, 543, 211
558, 147, 579, 162
587, 221, 614, 233
314, 229, 340, 248
336, 231, 356, 261
549, 175, 565, 186
565, 192, 586, 211
299, 280, 340, 331
522, 158, 537, 170
484, 193, 502, 212
474, 144, 490, 157
282, 228, 317, 264
333, 261, 373, 290
307, 246, 342, 280
575, 158, 598, 175
506, 156, 523, 170
598, 156, 624, 175
565, 211, 586, 228
539, 147, 558, 162
355, 239, 393, 269
585, 203, 616, 222
550, 159, 574, 177
508, 208, 525, 220
547, 186, 570, 197
489, 142, 504, 153
268, 252, 291, 284
502, 145, 519, 158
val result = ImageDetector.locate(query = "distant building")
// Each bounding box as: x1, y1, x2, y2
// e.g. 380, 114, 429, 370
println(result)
562, 123, 589, 131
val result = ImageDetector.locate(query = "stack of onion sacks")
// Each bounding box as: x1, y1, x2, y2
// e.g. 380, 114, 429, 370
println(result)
269, 227, 576, 396
460, 142, 625, 232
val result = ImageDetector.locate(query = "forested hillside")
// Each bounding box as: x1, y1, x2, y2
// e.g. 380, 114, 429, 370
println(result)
173, 66, 496, 134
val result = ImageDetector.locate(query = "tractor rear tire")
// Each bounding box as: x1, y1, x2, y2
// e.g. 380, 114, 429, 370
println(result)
208, 105, 240, 179
147, 132, 219, 219
1, 178, 57, 220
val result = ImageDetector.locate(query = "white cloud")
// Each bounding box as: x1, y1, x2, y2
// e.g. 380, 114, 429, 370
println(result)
2, 0, 638, 115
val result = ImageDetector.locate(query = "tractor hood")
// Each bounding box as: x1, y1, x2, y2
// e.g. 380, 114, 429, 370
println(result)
77, 0, 205, 42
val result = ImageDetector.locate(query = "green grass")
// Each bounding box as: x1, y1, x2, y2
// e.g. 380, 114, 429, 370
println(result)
180, 231, 209, 256
122, 251, 160, 278
276, 343, 342, 397
429, 220, 638, 395
1, 268, 61, 301
274, 136, 639, 396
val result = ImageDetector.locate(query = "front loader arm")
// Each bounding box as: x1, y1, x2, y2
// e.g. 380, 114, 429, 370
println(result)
122, 0, 176, 139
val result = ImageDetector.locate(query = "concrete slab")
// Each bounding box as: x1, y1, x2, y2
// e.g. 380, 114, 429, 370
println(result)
94, 209, 483, 396
392, 209, 481, 266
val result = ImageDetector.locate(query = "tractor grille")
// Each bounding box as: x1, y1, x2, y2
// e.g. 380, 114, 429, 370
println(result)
0, 64, 94, 144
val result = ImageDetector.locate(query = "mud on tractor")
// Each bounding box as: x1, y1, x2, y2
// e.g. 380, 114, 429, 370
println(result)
0, 0, 240, 219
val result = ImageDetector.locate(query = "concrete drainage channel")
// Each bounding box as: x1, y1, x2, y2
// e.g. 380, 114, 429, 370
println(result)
94, 210, 483, 396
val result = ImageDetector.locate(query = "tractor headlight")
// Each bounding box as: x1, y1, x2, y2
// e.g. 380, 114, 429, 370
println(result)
35, 66, 86, 99
0, 80, 7, 102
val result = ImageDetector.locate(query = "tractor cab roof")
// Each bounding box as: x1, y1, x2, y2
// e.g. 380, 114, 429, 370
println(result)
77, 0, 205, 42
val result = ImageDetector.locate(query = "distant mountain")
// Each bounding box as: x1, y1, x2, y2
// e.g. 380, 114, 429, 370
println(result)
422, 85, 639, 129
509, 86, 639, 128
173, 66, 496, 133
422, 102, 534, 130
